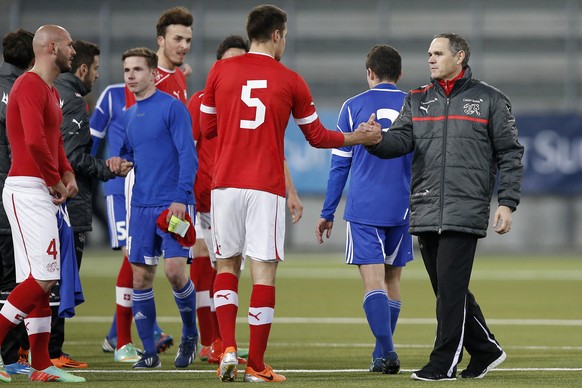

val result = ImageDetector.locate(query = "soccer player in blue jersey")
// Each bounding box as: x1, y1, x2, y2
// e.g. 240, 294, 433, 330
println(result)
117, 47, 198, 369
316, 45, 413, 375
90, 84, 173, 362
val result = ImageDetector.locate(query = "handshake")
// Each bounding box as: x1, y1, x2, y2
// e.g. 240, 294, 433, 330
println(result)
105, 157, 134, 177
353, 113, 382, 146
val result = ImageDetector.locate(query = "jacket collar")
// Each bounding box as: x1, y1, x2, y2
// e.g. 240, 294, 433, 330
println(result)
54, 72, 89, 96
0, 62, 25, 80
431, 66, 472, 96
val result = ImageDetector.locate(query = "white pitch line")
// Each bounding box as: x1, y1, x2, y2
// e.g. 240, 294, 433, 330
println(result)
69, 316, 582, 326
67, 368, 582, 374
59, 340, 582, 351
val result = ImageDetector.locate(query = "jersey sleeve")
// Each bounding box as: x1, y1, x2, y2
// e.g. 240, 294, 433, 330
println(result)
200, 63, 218, 140
187, 91, 203, 142
320, 101, 353, 221
168, 100, 197, 205
291, 74, 344, 148
89, 88, 112, 156
19, 86, 64, 186
119, 111, 133, 163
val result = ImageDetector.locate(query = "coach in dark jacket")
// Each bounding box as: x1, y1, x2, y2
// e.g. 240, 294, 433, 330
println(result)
366, 33, 523, 382
55, 44, 115, 245
52, 40, 130, 368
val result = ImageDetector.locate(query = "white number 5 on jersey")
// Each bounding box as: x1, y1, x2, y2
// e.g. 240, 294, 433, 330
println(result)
240, 80, 267, 129
376, 108, 400, 132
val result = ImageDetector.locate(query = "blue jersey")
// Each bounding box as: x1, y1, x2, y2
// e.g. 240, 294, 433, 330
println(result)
89, 83, 126, 196
321, 83, 412, 226
121, 90, 197, 207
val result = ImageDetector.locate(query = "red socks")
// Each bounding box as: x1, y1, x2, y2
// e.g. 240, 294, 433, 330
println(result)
213, 273, 239, 350
115, 255, 133, 349
247, 284, 275, 371
0, 277, 46, 343
25, 298, 52, 370
190, 256, 218, 347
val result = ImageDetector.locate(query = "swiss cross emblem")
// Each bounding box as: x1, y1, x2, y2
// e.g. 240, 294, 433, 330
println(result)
124, 294, 131, 301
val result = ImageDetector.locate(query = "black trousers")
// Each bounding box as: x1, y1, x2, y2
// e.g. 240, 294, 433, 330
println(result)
48, 232, 85, 358
417, 232, 501, 377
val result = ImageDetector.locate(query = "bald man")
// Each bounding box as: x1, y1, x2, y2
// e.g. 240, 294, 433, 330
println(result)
0, 25, 85, 383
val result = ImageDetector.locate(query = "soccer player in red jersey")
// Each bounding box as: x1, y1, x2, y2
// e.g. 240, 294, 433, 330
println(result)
125, 6, 192, 107
200, 4, 380, 383
0, 25, 85, 383
189, 35, 302, 366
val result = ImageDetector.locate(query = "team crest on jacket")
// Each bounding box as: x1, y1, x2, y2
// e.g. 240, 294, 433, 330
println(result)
463, 98, 482, 116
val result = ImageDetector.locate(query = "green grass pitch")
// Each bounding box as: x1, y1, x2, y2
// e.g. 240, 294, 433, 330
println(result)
11, 249, 581, 386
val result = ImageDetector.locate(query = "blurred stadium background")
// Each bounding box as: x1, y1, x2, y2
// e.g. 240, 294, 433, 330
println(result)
1, 0, 582, 254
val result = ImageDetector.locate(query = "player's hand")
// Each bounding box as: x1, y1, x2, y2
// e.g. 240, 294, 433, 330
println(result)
106, 157, 122, 174
493, 205, 513, 235
355, 113, 382, 145
167, 202, 186, 223
315, 218, 334, 244
62, 170, 78, 198
107, 157, 134, 177
49, 181, 68, 205
287, 190, 303, 224
118, 160, 134, 177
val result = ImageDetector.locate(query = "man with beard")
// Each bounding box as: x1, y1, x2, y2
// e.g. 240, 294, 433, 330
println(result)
125, 6, 192, 106
52, 40, 132, 370
0, 24, 85, 383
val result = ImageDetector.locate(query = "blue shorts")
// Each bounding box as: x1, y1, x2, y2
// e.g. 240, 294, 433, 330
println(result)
128, 205, 193, 266
345, 221, 413, 267
106, 194, 127, 249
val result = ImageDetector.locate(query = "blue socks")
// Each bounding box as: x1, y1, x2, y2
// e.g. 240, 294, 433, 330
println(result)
364, 290, 394, 359
173, 279, 198, 339
133, 288, 157, 355
107, 313, 117, 339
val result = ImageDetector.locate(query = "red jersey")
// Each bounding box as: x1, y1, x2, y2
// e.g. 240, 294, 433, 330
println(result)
188, 90, 215, 212
6, 72, 73, 186
200, 52, 344, 197
125, 65, 188, 108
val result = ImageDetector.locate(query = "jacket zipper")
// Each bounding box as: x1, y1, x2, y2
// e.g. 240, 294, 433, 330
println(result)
438, 97, 450, 234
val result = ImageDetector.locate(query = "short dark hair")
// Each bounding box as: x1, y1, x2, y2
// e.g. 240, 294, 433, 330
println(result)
216, 35, 249, 60
122, 47, 158, 70
246, 4, 287, 43
157, 7, 193, 38
2, 29, 34, 70
366, 45, 401, 83
71, 40, 100, 73
434, 33, 471, 67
